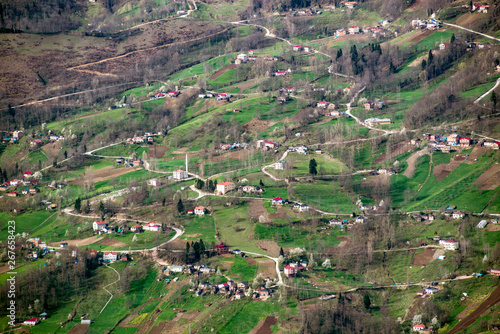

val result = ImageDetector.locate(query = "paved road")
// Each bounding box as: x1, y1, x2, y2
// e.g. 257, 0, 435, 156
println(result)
474, 77, 500, 104
442, 22, 500, 42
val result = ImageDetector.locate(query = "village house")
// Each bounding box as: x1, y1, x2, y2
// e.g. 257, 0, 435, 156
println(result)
23, 318, 40, 326
446, 134, 459, 145
364, 101, 374, 110
93, 221, 108, 231
348, 26, 360, 34
452, 211, 465, 219
364, 118, 392, 126
131, 225, 143, 233
173, 169, 189, 180
143, 222, 161, 232
439, 42, 450, 50
413, 324, 426, 331
335, 28, 346, 37
410, 138, 421, 145
275, 161, 286, 170
147, 178, 161, 186
272, 197, 285, 206
459, 137, 471, 147
292, 202, 309, 212
168, 91, 180, 98
440, 238, 459, 250
194, 206, 206, 215
275, 70, 287, 76
341, 1, 358, 9
216, 244, 229, 254
216, 181, 236, 195
103, 251, 118, 262
303, 46, 312, 52
316, 101, 330, 108
489, 268, 500, 276
236, 53, 248, 62
132, 160, 142, 167
284, 265, 298, 277
293, 45, 302, 51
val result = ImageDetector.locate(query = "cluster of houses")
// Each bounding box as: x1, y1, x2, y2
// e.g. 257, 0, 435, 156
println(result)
187, 206, 207, 215
150, 90, 180, 99
256, 140, 278, 150
291, 202, 309, 212
287, 145, 309, 155
292, 45, 313, 53
103, 251, 130, 262
471, 3, 489, 13
271, 197, 289, 206
412, 212, 436, 222
239, 185, 264, 194
335, 25, 361, 37
3, 130, 26, 144
329, 216, 367, 228
284, 260, 309, 277
93, 220, 161, 235
191, 279, 274, 300
126, 135, 154, 145
1, 172, 39, 198
219, 142, 249, 150
115, 158, 143, 167
363, 99, 384, 110
411, 19, 441, 30
198, 92, 232, 100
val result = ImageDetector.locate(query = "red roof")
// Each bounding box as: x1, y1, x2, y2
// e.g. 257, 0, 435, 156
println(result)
349, 26, 357, 28
216, 244, 227, 248
104, 251, 117, 255
294, 45, 302, 48
168, 90, 179, 94
24, 172, 32, 175
26, 318, 39, 322
284, 265, 295, 269
273, 197, 283, 201
318, 101, 329, 104
276, 70, 287, 73
444, 238, 457, 243
218, 182, 235, 186
95, 221, 107, 225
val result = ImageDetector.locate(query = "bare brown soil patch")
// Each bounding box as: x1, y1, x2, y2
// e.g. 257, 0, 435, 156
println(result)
433, 154, 468, 181
448, 284, 500, 334
148, 322, 166, 334
474, 164, 500, 190
467, 146, 487, 161
486, 224, 500, 231
269, 206, 289, 219
243, 118, 277, 132
194, 99, 225, 116
70, 166, 135, 185
257, 259, 277, 279
219, 261, 233, 270
49, 235, 104, 247
147, 145, 168, 159
249, 316, 277, 334
96, 237, 128, 247
67, 324, 89, 334
209, 64, 237, 80
42, 141, 63, 159
392, 30, 433, 47
256, 240, 280, 257
249, 200, 269, 221
375, 142, 411, 164
455, 12, 487, 28
0, 265, 10, 275
230, 77, 262, 93
412, 248, 435, 266
404, 149, 429, 178
246, 257, 257, 265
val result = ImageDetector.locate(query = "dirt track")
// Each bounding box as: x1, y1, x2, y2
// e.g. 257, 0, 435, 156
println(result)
403, 149, 428, 178
448, 283, 500, 334
49, 235, 104, 247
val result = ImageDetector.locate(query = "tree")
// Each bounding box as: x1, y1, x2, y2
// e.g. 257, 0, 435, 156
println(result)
450, 33, 455, 44
259, 179, 264, 187
83, 200, 90, 214
199, 239, 205, 257
64, 150, 67, 159
186, 242, 190, 263
322, 258, 331, 269
177, 199, 184, 213
336, 48, 343, 61
195, 179, 205, 189
363, 294, 371, 309
427, 49, 433, 64
389, 61, 396, 73
491, 91, 497, 110
98, 201, 105, 218
279, 247, 284, 257
74, 198, 81, 213
309, 159, 317, 176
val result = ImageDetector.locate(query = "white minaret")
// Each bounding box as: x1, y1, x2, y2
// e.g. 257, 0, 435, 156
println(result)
185, 154, 188, 174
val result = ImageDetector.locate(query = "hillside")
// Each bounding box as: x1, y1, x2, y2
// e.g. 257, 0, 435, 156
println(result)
1, 0, 500, 333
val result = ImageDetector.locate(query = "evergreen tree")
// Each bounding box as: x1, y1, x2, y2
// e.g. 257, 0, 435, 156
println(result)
177, 199, 184, 213
64, 150, 67, 159
450, 33, 455, 44
491, 91, 497, 110
259, 179, 264, 187
421, 59, 427, 70
309, 159, 318, 176
199, 239, 205, 257
389, 61, 396, 73
427, 49, 433, 64
193, 241, 201, 261
75, 198, 81, 213
186, 242, 191, 263
364, 294, 371, 309
350, 45, 358, 62
280, 247, 284, 257
0, 167, 2, 183
336, 48, 343, 60
83, 200, 90, 214
98, 201, 105, 219
162, 197, 166, 206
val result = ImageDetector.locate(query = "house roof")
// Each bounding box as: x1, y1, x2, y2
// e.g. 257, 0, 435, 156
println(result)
104, 251, 117, 255
173, 169, 186, 173
413, 324, 425, 328
444, 238, 457, 243
195, 206, 206, 210
273, 197, 283, 201
216, 244, 228, 248
25, 318, 39, 322
218, 182, 235, 186
94, 221, 107, 225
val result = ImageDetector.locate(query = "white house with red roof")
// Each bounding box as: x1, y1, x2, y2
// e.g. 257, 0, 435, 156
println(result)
143, 222, 161, 232
216, 182, 236, 195
452, 211, 465, 219
195, 206, 206, 215
93, 221, 108, 231
335, 28, 346, 37
272, 197, 284, 205
168, 90, 180, 97
348, 26, 360, 34
23, 318, 40, 326
284, 266, 298, 277
173, 170, 189, 180
412, 324, 426, 331
316, 101, 330, 108
293, 45, 302, 51
103, 251, 118, 262
303, 46, 312, 52
24, 171, 32, 178
275, 70, 287, 76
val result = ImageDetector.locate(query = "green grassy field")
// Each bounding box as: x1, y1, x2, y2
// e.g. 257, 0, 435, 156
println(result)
293, 180, 357, 213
